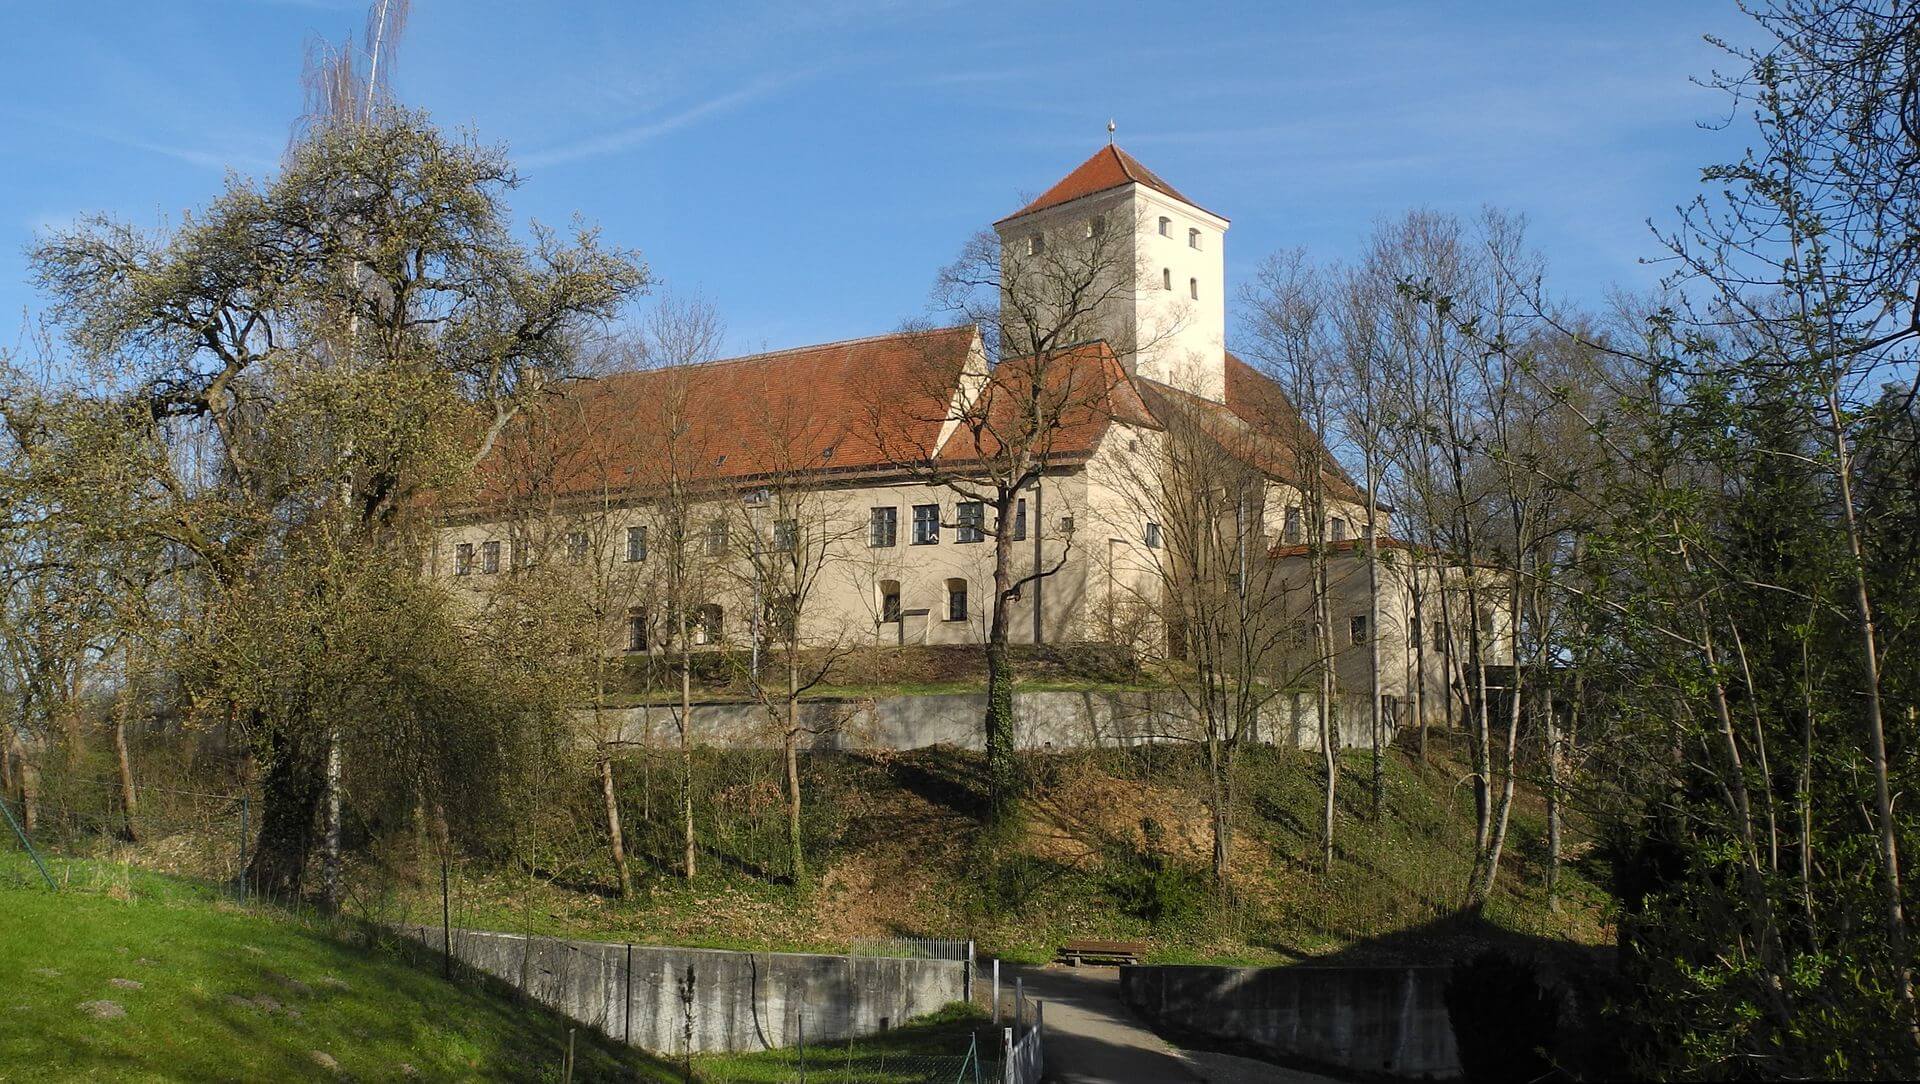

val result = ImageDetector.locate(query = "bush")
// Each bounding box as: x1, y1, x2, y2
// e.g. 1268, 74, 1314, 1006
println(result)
1100, 819, 1209, 924
1444, 950, 1562, 1083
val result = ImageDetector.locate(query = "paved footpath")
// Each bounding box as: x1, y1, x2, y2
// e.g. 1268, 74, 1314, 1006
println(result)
1003, 965, 1342, 1084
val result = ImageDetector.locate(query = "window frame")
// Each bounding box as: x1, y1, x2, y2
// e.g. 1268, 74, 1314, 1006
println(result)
1189, 277, 1199, 300
626, 609, 648, 652
1349, 615, 1369, 646
1188, 227, 1202, 250
955, 501, 985, 543
945, 579, 969, 623
480, 540, 501, 575
1161, 267, 1172, 291
1010, 498, 1027, 542
1144, 522, 1162, 549
770, 519, 798, 553
625, 525, 647, 563
703, 519, 729, 557
912, 503, 940, 545
454, 542, 474, 576
1157, 216, 1171, 237
869, 506, 898, 548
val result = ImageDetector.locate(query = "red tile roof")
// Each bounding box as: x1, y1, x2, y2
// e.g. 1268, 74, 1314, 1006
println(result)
474, 326, 978, 504
936, 340, 1159, 467
1135, 354, 1364, 504
996, 145, 1218, 224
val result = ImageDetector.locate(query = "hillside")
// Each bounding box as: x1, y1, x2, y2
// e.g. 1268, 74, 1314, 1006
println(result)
0, 859, 677, 1082
414, 733, 1612, 967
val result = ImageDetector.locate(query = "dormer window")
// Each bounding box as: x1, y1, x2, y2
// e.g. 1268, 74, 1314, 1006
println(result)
1158, 216, 1171, 237
1026, 233, 1045, 256
1190, 277, 1199, 299
1188, 228, 1202, 250
1162, 268, 1172, 291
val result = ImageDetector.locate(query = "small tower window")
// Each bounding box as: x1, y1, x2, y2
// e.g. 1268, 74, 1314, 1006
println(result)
1350, 615, 1369, 645
1087, 215, 1106, 239
1144, 522, 1162, 549
1162, 268, 1172, 291
1158, 216, 1171, 237
1189, 277, 1199, 299
1026, 233, 1045, 256
1188, 227, 1202, 250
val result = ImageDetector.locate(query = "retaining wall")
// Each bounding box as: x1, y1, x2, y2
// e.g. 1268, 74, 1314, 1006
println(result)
596, 688, 1381, 753
402, 926, 966, 1055
1119, 964, 1460, 1080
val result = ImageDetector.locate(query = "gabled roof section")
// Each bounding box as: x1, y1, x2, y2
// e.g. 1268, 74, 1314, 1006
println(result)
936, 340, 1159, 467
996, 144, 1217, 225
1135, 352, 1364, 504
474, 326, 978, 503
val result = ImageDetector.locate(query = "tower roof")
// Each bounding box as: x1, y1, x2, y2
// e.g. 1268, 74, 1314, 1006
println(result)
995, 144, 1220, 225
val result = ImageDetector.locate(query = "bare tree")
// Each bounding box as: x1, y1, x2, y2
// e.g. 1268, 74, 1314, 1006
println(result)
879, 211, 1163, 819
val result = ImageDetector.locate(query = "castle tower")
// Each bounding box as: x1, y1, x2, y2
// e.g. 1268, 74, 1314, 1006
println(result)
992, 144, 1229, 402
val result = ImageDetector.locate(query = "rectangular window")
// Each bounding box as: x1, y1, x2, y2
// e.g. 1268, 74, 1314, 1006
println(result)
627, 610, 647, 652
625, 525, 647, 563
956, 501, 984, 543
1188, 227, 1202, 250
880, 584, 903, 623
1283, 506, 1303, 544
1350, 615, 1369, 645
704, 520, 728, 557
481, 540, 501, 574
912, 503, 940, 545
1026, 234, 1044, 256
771, 520, 797, 553
1144, 522, 1162, 549
869, 507, 897, 548
454, 542, 474, 576
1158, 216, 1171, 237
947, 580, 968, 623
1330, 517, 1348, 542
1189, 277, 1199, 300
566, 531, 589, 563
1087, 215, 1106, 239
1010, 498, 1027, 541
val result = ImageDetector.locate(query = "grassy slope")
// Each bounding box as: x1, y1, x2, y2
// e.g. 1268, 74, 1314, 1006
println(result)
419, 734, 1612, 968
0, 857, 674, 1083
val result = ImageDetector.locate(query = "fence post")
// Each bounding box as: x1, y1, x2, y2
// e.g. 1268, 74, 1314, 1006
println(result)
992, 959, 1000, 1025
237, 795, 249, 903
1014, 977, 1023, 1034
1002, 1027, 1015, 1084
1036, 998, 1045, 1074
965, 939, 975, 1003
624, 942, 633, 1045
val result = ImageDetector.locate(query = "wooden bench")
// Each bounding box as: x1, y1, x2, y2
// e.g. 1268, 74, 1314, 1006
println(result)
1055, 939, 1146, 967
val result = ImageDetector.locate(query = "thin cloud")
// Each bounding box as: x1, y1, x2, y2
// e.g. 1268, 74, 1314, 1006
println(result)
3, 106, 277, 175
518, 74, 800, 170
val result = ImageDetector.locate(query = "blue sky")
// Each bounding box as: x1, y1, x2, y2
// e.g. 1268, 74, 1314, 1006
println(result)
1, 1, 1758, 359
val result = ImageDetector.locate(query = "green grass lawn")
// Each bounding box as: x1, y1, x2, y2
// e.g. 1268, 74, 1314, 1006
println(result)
692, 1004, 991, 1083
0, 853, 996, 1082
0, 854, 674, 1082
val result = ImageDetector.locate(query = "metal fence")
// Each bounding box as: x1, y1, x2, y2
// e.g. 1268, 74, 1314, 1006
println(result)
848, 937, 974, 961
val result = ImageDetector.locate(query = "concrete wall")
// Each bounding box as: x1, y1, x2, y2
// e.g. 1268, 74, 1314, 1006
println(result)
598, 686, 1384, 755
402, 926, 965, 1056
1119, 964, 1460, 1080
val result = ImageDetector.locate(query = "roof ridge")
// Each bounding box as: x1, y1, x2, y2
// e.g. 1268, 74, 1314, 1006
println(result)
600, 324, 976, 381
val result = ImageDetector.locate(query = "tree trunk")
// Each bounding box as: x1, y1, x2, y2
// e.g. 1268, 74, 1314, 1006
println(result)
1825, 388, 1916, 1040
679, 620, 696, 882
785, 650, 804, 887
984, 503, 1019, 821
321, 726, 343, 912
598, 749, 631, 899
246, 724, 325, 902
113, 663, 140, 843
1315, 556, 1337, 873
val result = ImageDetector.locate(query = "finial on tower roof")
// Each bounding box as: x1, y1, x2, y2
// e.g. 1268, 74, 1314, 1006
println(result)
1107, 118, 1116, 145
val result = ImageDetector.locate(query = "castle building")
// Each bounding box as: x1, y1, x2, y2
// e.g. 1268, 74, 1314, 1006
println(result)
438, 146, 1501, 730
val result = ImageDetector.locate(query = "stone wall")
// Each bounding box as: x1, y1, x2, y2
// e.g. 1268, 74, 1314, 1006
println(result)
402, 926, 966, 1055
596, 688, 1383, 754
1119, 964, 1460, 1080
